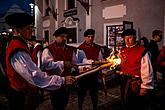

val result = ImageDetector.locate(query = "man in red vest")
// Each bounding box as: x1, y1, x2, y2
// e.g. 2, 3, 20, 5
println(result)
41, 27, 78, 110
30, 35, 44, 105
119, 29, 154, 110
77, 29, 104, 110
30, 36, 42, 68
5, 13, 76, 110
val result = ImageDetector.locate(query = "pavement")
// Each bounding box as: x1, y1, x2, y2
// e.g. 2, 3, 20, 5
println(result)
36, 73, 165, 110
37, 83, 122, 110
0, 78, 123, 110
0, 74, 165, 110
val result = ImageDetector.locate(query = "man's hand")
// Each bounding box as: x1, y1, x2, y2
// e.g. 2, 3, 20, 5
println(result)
64, 61, 73, 68
64, 76, 76, 85
78, 66, 91, 73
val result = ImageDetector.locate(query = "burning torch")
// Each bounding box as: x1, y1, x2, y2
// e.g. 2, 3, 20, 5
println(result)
74, 52, 122, 96
75, 51, 122, 79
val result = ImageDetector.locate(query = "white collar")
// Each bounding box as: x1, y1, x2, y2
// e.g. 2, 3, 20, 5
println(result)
34, 42, 41, 48
126, 43, 137, 48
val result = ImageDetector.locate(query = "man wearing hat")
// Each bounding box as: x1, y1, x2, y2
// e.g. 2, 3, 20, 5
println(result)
119, 29, 154, 110
5, 13, 76, 110
41, 27, 78, 110
77, 29, 104, 110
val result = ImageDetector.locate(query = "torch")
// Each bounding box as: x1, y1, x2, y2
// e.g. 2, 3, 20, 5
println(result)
75, 53, 121, 96
75, 52, 122, 79
75, 62, 114, 79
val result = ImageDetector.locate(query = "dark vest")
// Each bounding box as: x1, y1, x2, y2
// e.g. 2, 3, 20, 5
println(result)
120, 44, 146, 77
6, 36, 35, 91
79, 42, 101, 60
47, 42, 75, 76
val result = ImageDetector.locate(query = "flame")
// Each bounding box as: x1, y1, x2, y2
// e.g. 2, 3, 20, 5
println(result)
106, 53, 121, 68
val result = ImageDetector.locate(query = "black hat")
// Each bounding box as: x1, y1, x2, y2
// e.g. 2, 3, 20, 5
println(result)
121, 29, 136, 37
5, 13, 33, 28
84, 29, 95, 36
53, 27, 68, 37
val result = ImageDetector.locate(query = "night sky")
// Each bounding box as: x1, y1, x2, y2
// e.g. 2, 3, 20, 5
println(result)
0, 0, 33, 14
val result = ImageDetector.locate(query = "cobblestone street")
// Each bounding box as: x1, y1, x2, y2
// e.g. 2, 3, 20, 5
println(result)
37, 84, 122, 110
0, 81, 123, 110
0, 75, 165, 110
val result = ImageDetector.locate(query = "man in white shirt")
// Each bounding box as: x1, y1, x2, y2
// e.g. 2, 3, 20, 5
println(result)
41, 27, 78, 110
119, 29, 154, 110
5, 13, 76, 110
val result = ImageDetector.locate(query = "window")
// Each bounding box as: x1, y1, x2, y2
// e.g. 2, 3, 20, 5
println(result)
44, 30, 49, 42
44, 0, 50, 16
67, 0, 75, 10
67, 28, 77, 43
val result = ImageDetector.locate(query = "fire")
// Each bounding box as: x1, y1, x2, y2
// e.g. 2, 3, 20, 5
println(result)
75, 50, 122, 79
106, 52, 121, 69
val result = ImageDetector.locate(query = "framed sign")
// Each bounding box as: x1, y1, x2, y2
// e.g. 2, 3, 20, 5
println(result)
106, 21, 133, 49
106, 25, 123, 48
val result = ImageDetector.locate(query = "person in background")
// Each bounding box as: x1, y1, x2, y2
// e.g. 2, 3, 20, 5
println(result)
0, 37, 6, 76
77, 29, 104, 110
5, 13, 76, 110
119, 29, 154, 110
27, 39, 34, 54
30, 36, 43, 68
0, 37, 9, 94
140, 36, 149, 48
147, 30, 163, 90
0, 34, 10, 77
157, 45, 165, 86
41, 27, 78, 110
157, 45, 165, 110
101, 45, 111, 59
43, 38, 49, 48
30, 35, 44, 106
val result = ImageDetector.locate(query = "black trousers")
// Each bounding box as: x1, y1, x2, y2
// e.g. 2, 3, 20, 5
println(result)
78, 74, 98, 110
8, 87, 39, 110
8, 87, 27, 110
50, 86, 70, 110
119, 76, 143, 110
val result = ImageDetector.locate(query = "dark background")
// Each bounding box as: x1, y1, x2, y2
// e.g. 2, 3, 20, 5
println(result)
0, 0, 33, 14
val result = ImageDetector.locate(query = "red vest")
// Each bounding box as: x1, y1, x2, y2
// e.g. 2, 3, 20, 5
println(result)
6, 36, 34, 91
79, 42, 101, 60
31, 44, 42, 65
120, 44, 146, 77
47, 42, 75, 76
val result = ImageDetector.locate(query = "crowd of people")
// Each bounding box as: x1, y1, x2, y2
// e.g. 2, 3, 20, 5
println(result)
0, 12, 165, 110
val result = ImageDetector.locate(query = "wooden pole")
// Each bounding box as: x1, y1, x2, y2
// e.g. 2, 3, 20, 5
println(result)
75, 62, 113, 79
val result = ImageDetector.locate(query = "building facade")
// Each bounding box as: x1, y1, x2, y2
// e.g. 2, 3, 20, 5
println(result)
35, 0, 165, 48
